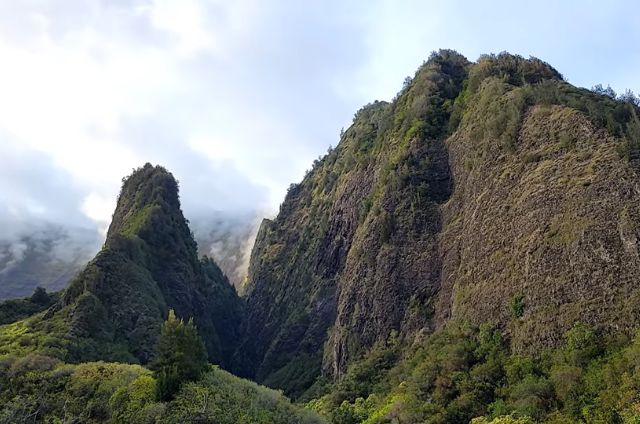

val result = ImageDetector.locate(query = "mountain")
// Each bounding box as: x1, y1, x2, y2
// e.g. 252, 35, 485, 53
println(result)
0, 224, 100, 300
0, 164, 323, 423
0, 164, 243, 366
234, 50, 640, 400
0, 209, 260, 302
2, 50, 640, 423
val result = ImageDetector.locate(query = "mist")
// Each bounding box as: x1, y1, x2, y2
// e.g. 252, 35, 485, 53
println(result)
191, 211, 265, 288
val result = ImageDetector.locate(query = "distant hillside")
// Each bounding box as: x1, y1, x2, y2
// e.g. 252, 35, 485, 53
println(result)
192, 211, 262, 289
0, 225, 99, 300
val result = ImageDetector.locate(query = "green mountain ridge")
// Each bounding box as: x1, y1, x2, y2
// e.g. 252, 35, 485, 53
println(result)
2, 50, 640, 423
235, 51, 640, 401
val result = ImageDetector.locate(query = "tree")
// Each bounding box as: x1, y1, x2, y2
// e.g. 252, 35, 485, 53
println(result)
30, 286, 50, 305
618, 89, 640, 107
151, 310, 208, 401
510, 295, 525, 319
592, 84, 617, 99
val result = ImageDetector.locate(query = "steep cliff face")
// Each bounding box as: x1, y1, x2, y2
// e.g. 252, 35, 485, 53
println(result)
237, 51, 640, 396
235, 51, 470, 394
438, 79, 640, 353
12, 164, 243, 366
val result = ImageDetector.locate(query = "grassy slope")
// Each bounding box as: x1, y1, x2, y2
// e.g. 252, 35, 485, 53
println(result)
0, 357, 324, 423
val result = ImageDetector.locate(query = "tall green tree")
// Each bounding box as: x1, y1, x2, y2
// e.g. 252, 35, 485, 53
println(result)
151, 309, 208, 401
30, 286, 50, 305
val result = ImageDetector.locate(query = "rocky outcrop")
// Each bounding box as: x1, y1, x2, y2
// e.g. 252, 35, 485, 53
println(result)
236, 51, 640, 397
438, 101, 640, 352
235, 51, 470, 394
53, 164, 244, 366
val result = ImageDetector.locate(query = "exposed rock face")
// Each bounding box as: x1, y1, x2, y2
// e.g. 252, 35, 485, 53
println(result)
236, 51, 640, 396
438, 102, 640, 352
55, 164, 243, 366
234, 51, 469, 393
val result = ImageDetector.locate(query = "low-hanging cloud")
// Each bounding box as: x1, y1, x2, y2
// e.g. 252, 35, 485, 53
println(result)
0, 0, 370, 296
0, 141, 104, 298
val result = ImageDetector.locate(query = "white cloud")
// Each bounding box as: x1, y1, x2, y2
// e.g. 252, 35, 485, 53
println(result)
0, 0, 267, 227
144, 0, 215, 56
81, 192, 114, 231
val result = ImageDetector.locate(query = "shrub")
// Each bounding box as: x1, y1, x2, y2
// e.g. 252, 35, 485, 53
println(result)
510, 295, 525, 319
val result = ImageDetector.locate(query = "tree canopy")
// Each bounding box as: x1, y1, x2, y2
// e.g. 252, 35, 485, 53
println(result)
151, 310, 208, 401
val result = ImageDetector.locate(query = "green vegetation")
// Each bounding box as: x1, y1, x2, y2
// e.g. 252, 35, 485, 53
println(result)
164, 367, 324, 423
237, 50, 470, 396
119, 203, 155, 237
305, 321, 640, 423
0, 164, 244, 368
0, 357, 322, 423
510, 295, 525, 319
450, 52, 640, 164
0, 287, 60, 325
151, 310, 208, 401
237, 49, 640, 404
0, 310, 322, 422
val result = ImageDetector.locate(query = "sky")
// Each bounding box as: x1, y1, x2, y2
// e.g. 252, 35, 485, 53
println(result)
0, 0, 638, 268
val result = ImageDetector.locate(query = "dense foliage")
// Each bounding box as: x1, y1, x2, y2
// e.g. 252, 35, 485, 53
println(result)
0, 357, 323, 423
0, 287, 60, 325
0, 164, 244, 367
307, 321, 640, 423
0, 310, 323, 423
151, 310, 208, 401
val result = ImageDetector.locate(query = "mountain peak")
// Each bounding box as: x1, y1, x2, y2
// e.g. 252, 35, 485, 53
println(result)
7, 163, 245, 366
106, 163, 182, 242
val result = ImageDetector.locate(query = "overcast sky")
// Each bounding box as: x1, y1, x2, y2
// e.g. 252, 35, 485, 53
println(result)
0, 0, 638, 247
